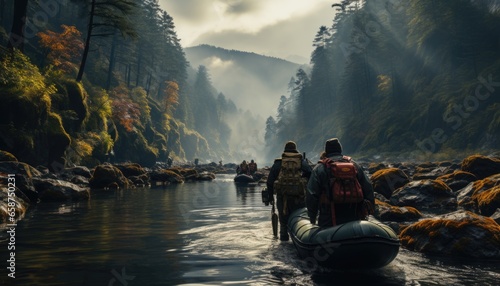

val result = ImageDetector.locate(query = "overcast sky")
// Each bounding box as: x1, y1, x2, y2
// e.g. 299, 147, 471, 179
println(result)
158, 0, 337, 62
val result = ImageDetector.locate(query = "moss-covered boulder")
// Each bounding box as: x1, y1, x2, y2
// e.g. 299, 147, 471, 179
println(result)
375, 199, 423, 222
33, 178, 90, 202
114, 163, 150, 186
89, 164, 129, 189
437, 170, 477, 192
390, 179, 457, 211
371, 168, 410, 199
458, 174, 500, 216
0, 150, 17, 162
367, 162, 387, 174
400, 210, 500, 258
150, 169, 184, 185
461, 155, 500, 180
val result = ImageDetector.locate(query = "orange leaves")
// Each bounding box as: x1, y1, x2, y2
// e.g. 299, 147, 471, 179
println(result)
110, 85, 141, 132
37, 25, 84, 73
163, 80, 179, 114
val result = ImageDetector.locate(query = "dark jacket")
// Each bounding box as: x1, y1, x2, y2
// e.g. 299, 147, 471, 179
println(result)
306, 153, 374, 227
266, 151, 312, 198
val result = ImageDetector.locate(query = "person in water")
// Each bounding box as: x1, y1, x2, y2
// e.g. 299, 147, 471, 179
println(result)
267, 141, 312, 241
306, 138, 375, 227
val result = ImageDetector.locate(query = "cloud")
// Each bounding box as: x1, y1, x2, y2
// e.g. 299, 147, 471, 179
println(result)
159, 0, 336, 59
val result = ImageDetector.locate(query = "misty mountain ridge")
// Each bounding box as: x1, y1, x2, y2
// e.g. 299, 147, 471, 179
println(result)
184, 44, 304, 119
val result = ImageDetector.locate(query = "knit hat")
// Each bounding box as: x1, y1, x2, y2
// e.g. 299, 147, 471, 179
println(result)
325, 138, 342, 154
284, 141, 298, 152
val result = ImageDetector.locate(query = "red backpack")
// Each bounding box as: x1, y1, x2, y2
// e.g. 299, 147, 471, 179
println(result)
321, 156, 364, 204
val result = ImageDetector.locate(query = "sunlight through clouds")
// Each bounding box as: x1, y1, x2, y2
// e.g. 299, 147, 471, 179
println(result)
159, 0, 333, 59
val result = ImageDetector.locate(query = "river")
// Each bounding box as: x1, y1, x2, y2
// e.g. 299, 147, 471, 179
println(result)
1, 174, 499, 285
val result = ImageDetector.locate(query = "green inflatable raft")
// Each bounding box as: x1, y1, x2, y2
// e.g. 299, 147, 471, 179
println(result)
288, 208, 400, 268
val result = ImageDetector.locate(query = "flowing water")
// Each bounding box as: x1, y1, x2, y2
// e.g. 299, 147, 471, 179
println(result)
1, 174, 499, 285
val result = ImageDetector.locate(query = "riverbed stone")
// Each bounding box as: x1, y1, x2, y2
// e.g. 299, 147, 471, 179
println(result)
33, 178, 90, 201
375, 199, 423, 222
150, 169, 184, 185
458, 174, 500, 216
390, 179, 457, 211
89, 163, 129, 189
0, 161, 42, 204
461, 155, 500, 180
371, 168, 410, 199
400, 210, 500, 259
437, 170, 477, 192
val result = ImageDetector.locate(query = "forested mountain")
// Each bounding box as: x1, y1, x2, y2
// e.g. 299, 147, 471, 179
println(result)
265, 0, 500, 162
0, 0, 244, 167
185, 44, 302, 118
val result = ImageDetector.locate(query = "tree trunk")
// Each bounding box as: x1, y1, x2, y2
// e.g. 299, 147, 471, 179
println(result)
76, 0, 96, 82
7, 0, 28, 52
106, 31, 117, 91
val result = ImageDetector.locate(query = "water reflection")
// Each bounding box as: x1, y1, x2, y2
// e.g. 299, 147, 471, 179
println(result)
0, 176, 498, 285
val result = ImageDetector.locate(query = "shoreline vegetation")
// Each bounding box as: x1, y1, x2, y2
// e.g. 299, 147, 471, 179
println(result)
1, 150, 499, 261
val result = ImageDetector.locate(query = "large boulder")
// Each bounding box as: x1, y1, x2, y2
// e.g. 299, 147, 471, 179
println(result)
458, 174, 500, 216
114, 163, 150, 186
461, 155, 500, 180
437, 170, 477, 192
390, 179, 457, 212
33, 178, 90, 202
400, 210, 500, 259
0, 161, 42, 204
370, 168, 410, 199
150, 169, 184, 185
89, 164, 129, 189
375, 199, 423, 222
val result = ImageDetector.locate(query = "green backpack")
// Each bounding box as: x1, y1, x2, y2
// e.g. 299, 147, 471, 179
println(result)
273, 152, 306, 197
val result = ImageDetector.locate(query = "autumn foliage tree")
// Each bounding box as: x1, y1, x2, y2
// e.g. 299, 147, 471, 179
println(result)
163, 80, 179, 115
110, 85, 141, 132
37, 25, 84, 73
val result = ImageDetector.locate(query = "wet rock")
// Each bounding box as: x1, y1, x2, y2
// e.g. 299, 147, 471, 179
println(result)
400, 210, 500, 259
437, 170, 477, 192
367, 162, 387, 174
150, 169, 184, 185
390, 179, 457, 211
371, 168, 410, 199
89, 164, 129, 189
375, 199, 423, 222
0, 161, 41, 204
61, 166, 92, 179
33, 178, 90, 202
114, 163, 149, 186
458, 174, 500, 216
413, 166, 455, 180
197, 172, 216, 181
461, 155, 500, 180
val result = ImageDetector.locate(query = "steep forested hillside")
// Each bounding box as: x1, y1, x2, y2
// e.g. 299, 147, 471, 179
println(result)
0, 0, 242, 168
265, 0, 500, 162
185, 45, 301, 119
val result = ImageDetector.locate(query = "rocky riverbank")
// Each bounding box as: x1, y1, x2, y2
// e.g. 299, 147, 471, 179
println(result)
1, 150, 499, 260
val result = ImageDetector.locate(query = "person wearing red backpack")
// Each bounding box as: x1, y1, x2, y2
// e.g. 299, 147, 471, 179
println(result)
306, 138, 375, 227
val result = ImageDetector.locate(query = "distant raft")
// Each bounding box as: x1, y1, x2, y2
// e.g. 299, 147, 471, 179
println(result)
233, 173, 257, 184
288, 208, 400, 269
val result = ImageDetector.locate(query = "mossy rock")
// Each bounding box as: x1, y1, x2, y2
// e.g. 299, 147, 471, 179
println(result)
461, 155, 500, 180
114, 163, 147, 178
0, 150, 17, 162
475, 186, 500, 217
89, 164, 129, 189
375, 199, 422, 222
437, 170, 477, 190
150, 169, 184, 184
390, 179, 457, 211
400, 211, 500, 258
367, 162, 387, 174
371, 168, 410, 199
